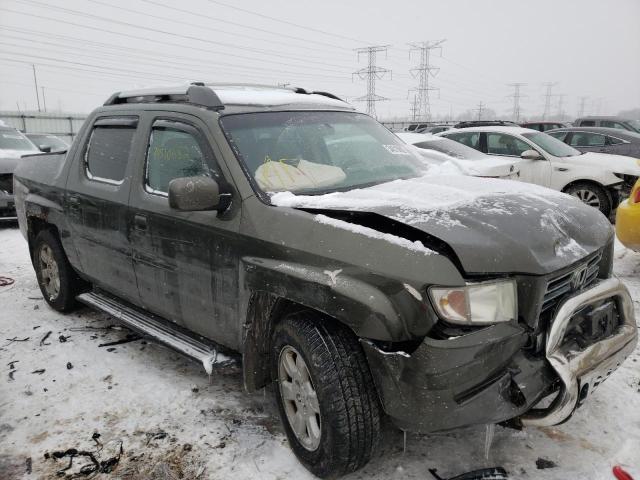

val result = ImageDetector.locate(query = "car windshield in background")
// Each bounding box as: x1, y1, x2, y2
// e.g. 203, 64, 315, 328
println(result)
0, 130, 37, 151
413, 138, 482, 160
522, 132, 582, 157
221, 111, 425, 195
26, 134, 68, 151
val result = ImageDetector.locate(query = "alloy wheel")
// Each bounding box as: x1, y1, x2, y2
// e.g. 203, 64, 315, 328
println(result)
39, 244, 60, 301
572, 189, 601, 208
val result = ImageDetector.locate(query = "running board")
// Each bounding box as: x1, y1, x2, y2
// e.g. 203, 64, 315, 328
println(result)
77, 291, 223, 375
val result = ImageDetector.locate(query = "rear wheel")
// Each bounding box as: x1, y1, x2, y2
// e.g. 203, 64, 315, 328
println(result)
564, 182, 611, 216
33, 230, 84, 312
271, 313, 381, 478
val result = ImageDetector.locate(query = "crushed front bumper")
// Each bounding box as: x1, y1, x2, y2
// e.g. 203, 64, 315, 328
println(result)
521, 277, 637, 426
361, 277, 637, 433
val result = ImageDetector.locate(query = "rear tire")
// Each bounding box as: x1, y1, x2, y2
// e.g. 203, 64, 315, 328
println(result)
33, 229, 83, 312
564, 182, 611, 216
271, 313, 381, 478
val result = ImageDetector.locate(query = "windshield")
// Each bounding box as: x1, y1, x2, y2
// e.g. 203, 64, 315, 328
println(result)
628, 119, 640, 131
413, 138, 482, 160
522, 131, 582, 157
26, 134, 68, 151
0, 130, 38, 151
220, 111, 425, 195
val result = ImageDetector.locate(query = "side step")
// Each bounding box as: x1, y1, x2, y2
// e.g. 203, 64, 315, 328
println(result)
77, 291, 225, 375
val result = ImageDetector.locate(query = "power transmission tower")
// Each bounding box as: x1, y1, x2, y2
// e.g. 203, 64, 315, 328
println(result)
353, 45, 392, 118
542, 82, 557, 120
407, 39, 445, 122
409, 94, 419, 121
507, 83, 526, 121
32, 64, 41, 112
474, 101, 485, 121
578, 96, 588, 117
556, 94, 566, 119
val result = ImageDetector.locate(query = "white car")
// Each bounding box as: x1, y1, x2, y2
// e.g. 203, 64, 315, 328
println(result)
415, 126, 639, 216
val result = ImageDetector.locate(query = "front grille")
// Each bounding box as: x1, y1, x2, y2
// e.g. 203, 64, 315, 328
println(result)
541, 250, 602, 314
0, 173, 13, 194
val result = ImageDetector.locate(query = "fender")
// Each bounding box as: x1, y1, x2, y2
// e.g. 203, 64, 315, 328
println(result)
240, 256, 438, 391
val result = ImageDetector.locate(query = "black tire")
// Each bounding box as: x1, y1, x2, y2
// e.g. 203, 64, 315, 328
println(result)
33, 229, 83, 312
564, 182, 611, 216
271, 313, 381, 479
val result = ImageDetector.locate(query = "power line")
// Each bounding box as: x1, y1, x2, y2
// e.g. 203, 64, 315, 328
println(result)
407, 40, 445, 122
542, 82, 558, 120
507, 83, 526, 122
352, 46, 392, 118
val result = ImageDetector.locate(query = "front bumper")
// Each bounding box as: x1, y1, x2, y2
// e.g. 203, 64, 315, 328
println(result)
362, 277, 637, 433
521, 277, 637, 426
616, 199, 640, 252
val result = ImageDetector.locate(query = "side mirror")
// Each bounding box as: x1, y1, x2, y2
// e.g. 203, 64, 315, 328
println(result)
521, 149, 544, 160
168, 176, 220, 211
40, 145, 52, 153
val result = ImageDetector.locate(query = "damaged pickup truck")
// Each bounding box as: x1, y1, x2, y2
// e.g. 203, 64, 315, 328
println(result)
13, 84, 638, 478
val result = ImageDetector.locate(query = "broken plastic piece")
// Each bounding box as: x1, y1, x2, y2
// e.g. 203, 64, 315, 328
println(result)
613, 466, 634, 480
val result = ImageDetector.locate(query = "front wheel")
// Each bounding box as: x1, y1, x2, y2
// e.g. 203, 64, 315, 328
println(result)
564, 182, 612, 217
271, 313, 381, 478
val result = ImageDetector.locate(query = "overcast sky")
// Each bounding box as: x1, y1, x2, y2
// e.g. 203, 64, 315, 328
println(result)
1, 0, 639, 120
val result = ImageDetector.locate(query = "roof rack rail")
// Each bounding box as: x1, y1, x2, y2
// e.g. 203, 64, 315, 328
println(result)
104, 83, 224, 110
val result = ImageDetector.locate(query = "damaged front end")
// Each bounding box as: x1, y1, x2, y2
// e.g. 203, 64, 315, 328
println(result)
361, 276, 637, 433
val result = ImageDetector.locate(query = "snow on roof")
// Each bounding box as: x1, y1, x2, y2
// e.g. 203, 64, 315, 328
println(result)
395, 132, 437, 144
214, 85, 351, 108
441, 126, 536, 135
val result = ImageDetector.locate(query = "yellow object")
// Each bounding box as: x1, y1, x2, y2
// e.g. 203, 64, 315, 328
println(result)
616, 179, 640, 251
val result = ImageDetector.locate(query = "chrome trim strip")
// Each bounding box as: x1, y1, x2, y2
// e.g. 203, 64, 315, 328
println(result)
522, 277, 637, 426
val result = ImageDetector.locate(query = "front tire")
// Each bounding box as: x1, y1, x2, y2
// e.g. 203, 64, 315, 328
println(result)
271, 313, 381, 478
564, 182, 611, 216
33, 230, 83, 312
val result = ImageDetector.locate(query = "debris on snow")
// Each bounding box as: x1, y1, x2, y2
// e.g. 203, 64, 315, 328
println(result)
39, 331, 52, 346
535, 458, 557, 469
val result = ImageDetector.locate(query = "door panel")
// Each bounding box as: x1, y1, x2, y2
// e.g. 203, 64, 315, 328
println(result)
65, 115, 140, 304
129, 113, 242, 348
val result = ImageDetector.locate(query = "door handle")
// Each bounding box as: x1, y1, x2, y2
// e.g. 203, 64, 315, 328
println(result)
67, 195, 80, 211
134, 214, 148, 231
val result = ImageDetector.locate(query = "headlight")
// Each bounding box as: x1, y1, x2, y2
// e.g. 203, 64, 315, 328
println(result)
429, 279, 517, 325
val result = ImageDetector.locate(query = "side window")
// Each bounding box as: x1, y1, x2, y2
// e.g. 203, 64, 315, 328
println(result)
446, 132, 481, 151
569, 132, 605, 147
601, 121, 628, 131
607, 136, 625, 145
85, 117, 137, 183
145, 121, 212, 194
547, 131, 567, 141
486, 133, 531, 156
580, 120, 596, 127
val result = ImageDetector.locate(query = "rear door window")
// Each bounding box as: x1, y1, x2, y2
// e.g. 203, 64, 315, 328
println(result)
547, 131, 567, 141
601, 121, 629, 131
579, 120, 596, 127
569, 132, 606, 147
445, 131, 481, 151
486, 133, 531, 156
85, 117, 138, 184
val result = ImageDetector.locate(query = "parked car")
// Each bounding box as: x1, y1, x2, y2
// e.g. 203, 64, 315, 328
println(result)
415, 124, 452, 134
454, 120, 519, 129
13, 84, 637, 478
0, 125, 40, 220
616, 179, 640, 251
438, 126, 640, 216
25, 133, 69, 153
396, 132, 521, 180
520, 121, 570, 132
574, 116, 640, 133
546, 127, 640, 193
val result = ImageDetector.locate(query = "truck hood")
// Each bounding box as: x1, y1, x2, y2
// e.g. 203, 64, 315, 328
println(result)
564, 152, 640, 176
271, 175, 613, 275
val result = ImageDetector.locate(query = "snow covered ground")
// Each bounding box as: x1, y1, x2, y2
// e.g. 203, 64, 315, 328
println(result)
1, 223, 638, 480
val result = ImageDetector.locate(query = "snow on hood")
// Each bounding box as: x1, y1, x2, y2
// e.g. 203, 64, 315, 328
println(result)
0, 148, 39, 159
567, 152, 640, 176
271, 175, 613, 275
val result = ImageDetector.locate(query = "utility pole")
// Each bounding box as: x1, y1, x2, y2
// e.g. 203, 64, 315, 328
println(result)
407, 39, 445, 122
41, 87, 47, 112
474, 101, 485, 121
32, 64, 41, 112
353, 45, 392, 118
578, 96, 588, 117
507, 83, 526, 122
541, 82, 557, 120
